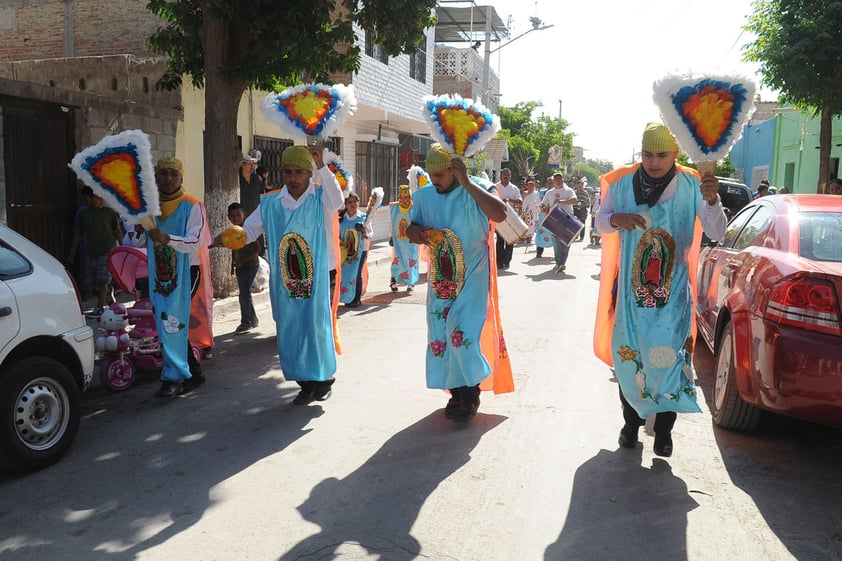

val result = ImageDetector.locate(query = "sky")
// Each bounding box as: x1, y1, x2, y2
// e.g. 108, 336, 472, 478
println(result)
473, 0, 777, 167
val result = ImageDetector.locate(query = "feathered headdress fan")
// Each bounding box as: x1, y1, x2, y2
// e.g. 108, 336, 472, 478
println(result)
407, 165, 431, 193
324, 149, 353, 196
362, 187, 384, 228
421, 94, 501, 156
653, 72, 756, 177
261, 83, 358, 141
69, 129, 160, 229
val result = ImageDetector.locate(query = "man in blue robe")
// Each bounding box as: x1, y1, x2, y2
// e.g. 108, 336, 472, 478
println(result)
239, 145, 345, 405
594, 123, 727, 457
407, 143, 509, 423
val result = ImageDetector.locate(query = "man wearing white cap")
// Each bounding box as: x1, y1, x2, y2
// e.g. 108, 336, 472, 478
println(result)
593, 123, 726, 457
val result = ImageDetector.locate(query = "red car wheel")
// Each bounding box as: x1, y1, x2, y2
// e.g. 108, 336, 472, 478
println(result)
713, 320, 761, 431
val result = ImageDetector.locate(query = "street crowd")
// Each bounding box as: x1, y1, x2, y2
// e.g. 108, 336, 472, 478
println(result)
74, 122, 731, 457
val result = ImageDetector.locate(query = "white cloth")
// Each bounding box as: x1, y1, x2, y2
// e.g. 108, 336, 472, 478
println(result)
242, 166, 344, 270
132, 201, 205, 264
541, 185, 577, 216
496, 181, 522, 202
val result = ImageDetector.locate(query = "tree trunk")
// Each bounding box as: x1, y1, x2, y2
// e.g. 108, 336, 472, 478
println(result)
818, 105, 832, 194
201, 7, 248, 298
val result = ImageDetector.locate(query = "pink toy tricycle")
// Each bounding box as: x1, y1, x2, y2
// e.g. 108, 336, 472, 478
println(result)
99, 246, 200, 391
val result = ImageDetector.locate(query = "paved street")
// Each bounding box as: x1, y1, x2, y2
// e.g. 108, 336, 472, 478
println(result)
1, 237, 841, 561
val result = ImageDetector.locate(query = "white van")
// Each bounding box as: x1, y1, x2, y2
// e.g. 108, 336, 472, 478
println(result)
0, 224, 95, 472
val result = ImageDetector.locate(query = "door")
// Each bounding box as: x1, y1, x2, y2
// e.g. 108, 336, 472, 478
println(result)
1, 96, 76, 261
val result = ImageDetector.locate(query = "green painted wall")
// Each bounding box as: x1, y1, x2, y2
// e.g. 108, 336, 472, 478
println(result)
772, 108, 842, 193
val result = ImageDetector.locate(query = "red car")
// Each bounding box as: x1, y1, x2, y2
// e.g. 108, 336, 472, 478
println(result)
696, 194, 842, 431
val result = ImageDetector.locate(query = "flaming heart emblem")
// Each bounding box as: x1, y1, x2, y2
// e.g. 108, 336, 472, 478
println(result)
69, 129, 160, 225
262, 84, 357, 141
672, 80, 750, 154
278, 87, 338, 136
422, 94, 501, 157
87, 149, 144, 211
653, 74, 756, 162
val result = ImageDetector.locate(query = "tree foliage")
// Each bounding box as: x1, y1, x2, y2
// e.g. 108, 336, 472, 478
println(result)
743, 0, 842, 192
147, 0, 437, 90
678, 154, 735, 178
144, 0, 436, 295
498, 101, 573, 185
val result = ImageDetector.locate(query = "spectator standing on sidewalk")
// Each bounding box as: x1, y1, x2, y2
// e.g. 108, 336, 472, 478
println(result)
221, 202, 261, 333
68, 187, 122, 316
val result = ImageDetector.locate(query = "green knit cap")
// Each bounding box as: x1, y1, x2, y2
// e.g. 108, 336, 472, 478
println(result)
281, 145, 314, 171
641, 123, 679, 152
425, 143, 455, 173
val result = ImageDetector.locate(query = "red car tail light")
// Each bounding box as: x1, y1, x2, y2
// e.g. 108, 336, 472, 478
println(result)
765, 278, 842, 336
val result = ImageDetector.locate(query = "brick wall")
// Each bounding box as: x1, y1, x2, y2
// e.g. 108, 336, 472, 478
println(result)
0, 0, 162, 61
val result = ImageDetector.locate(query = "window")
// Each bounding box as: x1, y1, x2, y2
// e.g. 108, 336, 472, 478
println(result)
732, 205, 773, 251
356, 141, 398, 203
364, 31, 389, 64
0, 244, 32, 280
721, 206, 758, 249
409, 33, 427, 83
799, 212, 842, 262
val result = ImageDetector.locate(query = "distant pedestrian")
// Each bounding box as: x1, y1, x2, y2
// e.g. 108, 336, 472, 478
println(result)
338, 191, 372, 308
239, 155, 263, 216
494, 168, 521, 269
388, 184, 419, 293
540, 173, 577, 273
828, 178, 842, 195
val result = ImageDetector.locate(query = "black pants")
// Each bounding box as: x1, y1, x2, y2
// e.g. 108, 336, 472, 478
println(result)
619, 386, 675, 434
496, 233, 514, 267
187, 265, 202, 378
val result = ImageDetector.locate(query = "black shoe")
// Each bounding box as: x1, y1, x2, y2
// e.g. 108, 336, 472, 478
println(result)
154, 381, 182, 398
653, 433, 673, 457
181, 373, 206, 394
390, 278, 399, 292
345, 301, 361, 308
535, 249, 544, 258
618, 424, 639, 448
313, 379, 335, 401
293, 382, 317, 405
450, 385, 480, 423
444, 391, 461, 420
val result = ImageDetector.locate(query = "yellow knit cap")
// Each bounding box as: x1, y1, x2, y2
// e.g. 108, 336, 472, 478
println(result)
641, 123, 679, 152
156, 157, 183, 174
281, 145, 314, 171
425, 143, 455, 173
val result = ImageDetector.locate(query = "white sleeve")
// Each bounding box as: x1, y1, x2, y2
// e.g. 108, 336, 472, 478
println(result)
166, 203, 205, 258
697, 196, 727, 240
242, 205, 265, 243
594, 187, 617, 234
317, 166, 345, 211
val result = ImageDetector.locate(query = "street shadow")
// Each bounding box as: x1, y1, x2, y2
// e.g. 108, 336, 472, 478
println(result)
0, 335, 320, 561
693, 345, 842, 561
277, 411, 506, 560
544, 448, 698, 561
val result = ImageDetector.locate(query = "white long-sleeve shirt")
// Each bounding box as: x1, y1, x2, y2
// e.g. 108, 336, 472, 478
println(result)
595, 174, 727, 241
242, 166, 344, 270
132, 200, 206, 265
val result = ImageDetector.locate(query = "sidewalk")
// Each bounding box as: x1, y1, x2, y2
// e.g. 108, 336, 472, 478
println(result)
86, 240, 396, 325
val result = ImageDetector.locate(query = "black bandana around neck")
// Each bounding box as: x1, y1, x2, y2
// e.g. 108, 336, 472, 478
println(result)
633, 164, 676, 207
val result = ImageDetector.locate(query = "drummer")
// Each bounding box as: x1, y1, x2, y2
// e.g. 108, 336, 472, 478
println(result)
494, 168, 522, 269
540, 173, 578, 274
